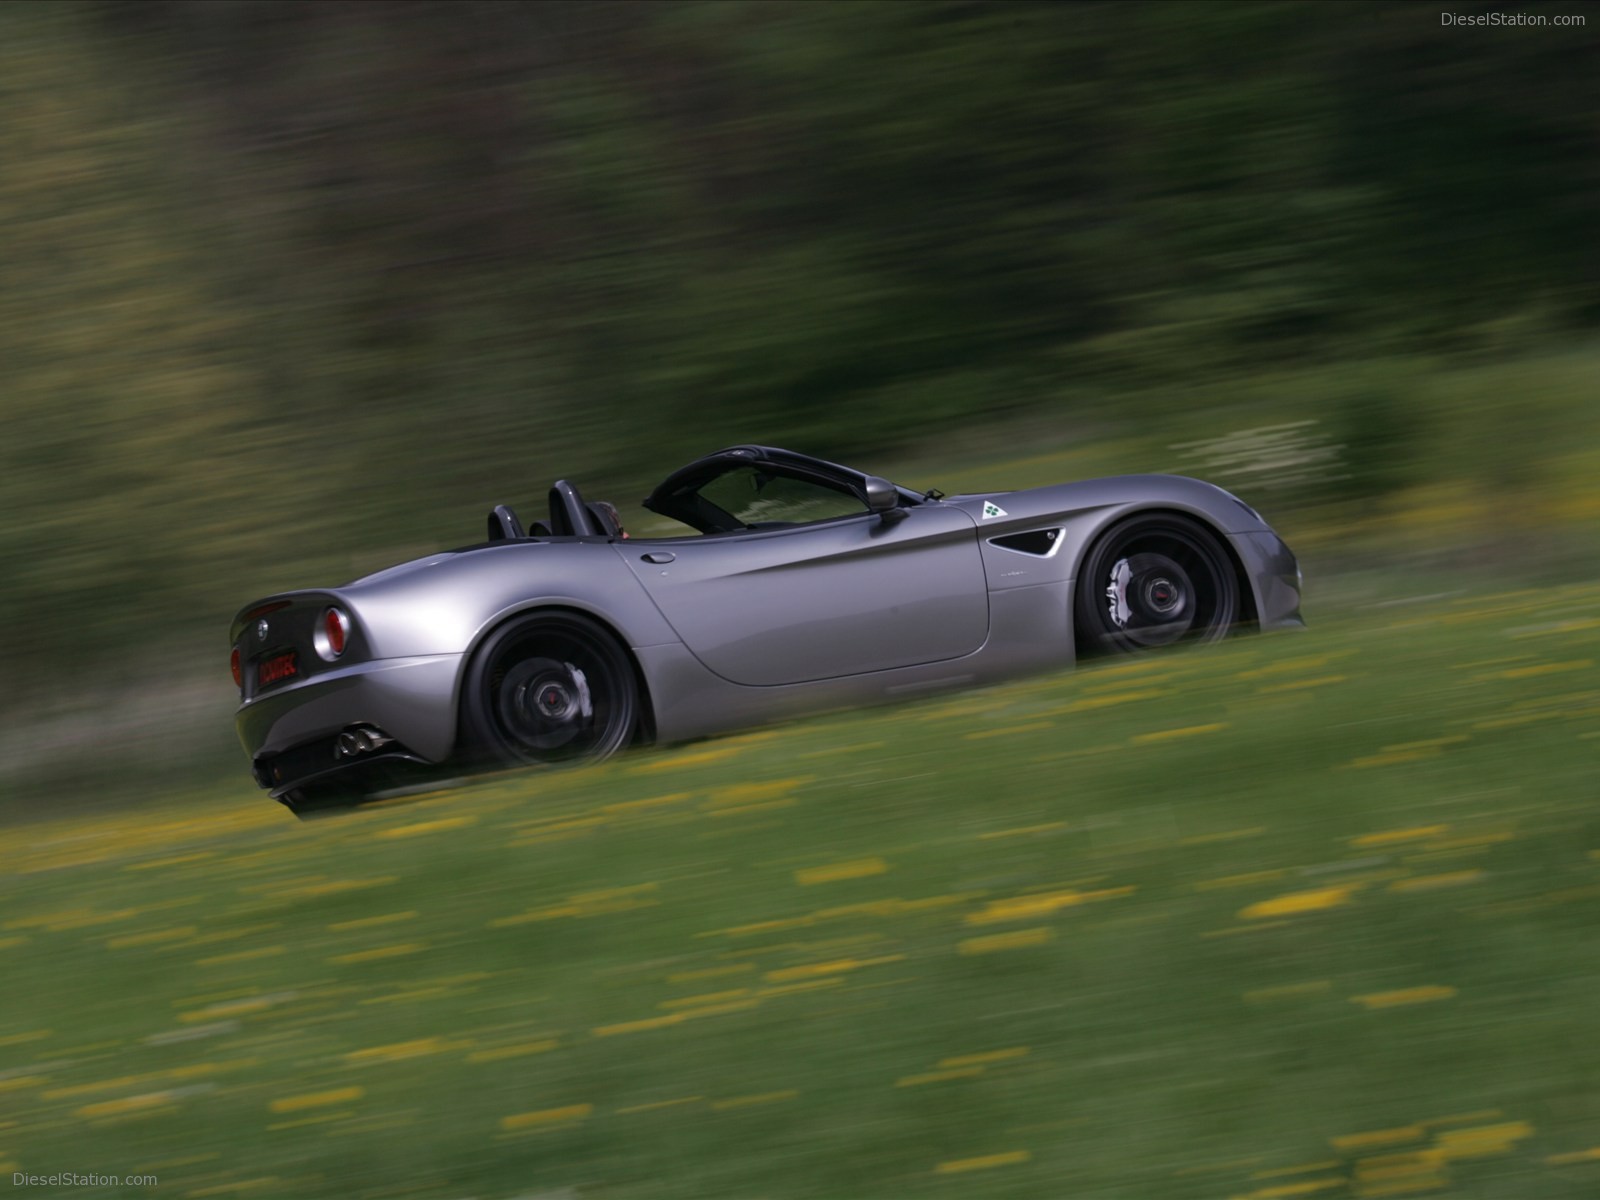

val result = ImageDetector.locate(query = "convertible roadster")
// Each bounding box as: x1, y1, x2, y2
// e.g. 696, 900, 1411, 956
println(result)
230, 445, 1302, 813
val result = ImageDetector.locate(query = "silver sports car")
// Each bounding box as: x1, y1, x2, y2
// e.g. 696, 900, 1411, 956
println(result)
231, 445, 1302, 813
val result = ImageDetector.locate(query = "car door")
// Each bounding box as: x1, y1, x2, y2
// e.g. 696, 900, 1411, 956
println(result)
617, 504, 988, 686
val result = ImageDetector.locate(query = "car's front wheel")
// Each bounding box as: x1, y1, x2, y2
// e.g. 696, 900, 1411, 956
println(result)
1075, 514, 1240, 656
460, 611, 638, 768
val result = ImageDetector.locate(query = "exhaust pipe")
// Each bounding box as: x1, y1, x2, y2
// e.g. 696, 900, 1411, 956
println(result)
334, 725, 395, 760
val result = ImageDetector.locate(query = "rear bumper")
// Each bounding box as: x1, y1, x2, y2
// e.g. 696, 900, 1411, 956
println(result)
234, 654, 462, 791
1231, 530, 1305, 630
250, 735, 434, 799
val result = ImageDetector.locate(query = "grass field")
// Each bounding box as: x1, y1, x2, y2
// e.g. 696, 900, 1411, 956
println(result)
4, 582, 1599, 1199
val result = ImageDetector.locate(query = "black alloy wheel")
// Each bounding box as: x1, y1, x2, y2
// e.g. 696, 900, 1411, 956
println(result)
462, 612, 638, 767
1075, 514, 1240, 656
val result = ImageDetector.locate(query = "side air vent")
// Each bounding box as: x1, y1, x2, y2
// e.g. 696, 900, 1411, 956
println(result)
989, 529, 1064, 557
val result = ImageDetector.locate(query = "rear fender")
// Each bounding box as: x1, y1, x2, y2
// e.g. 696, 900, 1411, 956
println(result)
449, 601, 660, 754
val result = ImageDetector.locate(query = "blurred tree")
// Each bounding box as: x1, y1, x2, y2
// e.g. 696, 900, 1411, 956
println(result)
0, 3, 303, 690
91, 0, 1600, 448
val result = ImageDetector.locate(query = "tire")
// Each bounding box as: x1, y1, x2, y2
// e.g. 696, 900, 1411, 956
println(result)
460, 611, 638, 768
1075, 514, 1240, 656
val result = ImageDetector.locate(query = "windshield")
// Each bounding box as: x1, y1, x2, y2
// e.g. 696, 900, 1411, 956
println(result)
698, 466, 867, 528
646, 462, 873, 535
641, 447, 922, 535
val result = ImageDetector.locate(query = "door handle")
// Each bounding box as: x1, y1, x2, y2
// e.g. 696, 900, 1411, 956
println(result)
642, 552, 675, 564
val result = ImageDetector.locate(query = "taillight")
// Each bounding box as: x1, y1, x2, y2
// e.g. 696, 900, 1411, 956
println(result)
230, 646, 242, 687
315, 607, 351, 661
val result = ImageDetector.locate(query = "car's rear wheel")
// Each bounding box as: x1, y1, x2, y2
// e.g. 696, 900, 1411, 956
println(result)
461, 611, 638, 768
1075, 514, 1240, 656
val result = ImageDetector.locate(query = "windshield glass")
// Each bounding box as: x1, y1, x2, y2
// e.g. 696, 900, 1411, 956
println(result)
698, 466, 867, 528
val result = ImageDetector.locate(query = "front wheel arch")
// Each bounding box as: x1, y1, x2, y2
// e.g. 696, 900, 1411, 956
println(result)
1072, 508, 1253, 659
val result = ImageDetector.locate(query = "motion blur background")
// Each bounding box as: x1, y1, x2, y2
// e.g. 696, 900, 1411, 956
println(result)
2, 0, 1597, 804
6, 5, 1600, 1198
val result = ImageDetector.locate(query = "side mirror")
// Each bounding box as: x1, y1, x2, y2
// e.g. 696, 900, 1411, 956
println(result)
863, 475, 902, 517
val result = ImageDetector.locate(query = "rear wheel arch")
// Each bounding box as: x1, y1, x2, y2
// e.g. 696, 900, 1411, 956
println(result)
453, 603, 656, 763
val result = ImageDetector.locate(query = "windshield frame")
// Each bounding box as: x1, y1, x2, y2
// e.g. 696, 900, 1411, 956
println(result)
641, 446, 925, 536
